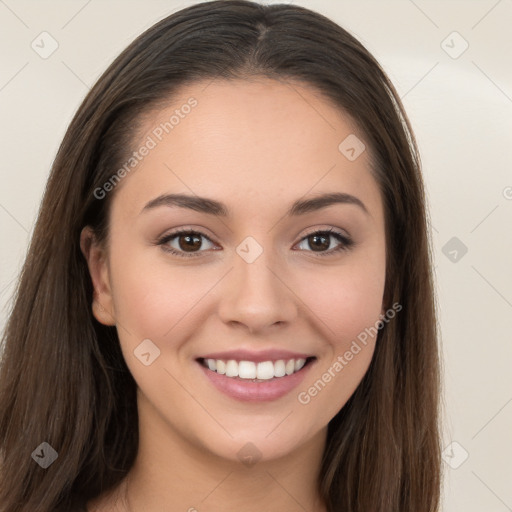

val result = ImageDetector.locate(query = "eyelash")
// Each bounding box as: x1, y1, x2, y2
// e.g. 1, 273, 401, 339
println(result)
156, 227, 354, 259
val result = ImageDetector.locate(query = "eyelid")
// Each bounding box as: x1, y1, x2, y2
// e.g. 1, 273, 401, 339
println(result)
300, 225, 350, 239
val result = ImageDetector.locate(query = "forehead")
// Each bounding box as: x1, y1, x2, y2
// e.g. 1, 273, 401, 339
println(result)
113, 77, 382, 219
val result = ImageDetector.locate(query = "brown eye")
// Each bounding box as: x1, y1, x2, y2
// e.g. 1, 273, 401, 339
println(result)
295, 229, 354, 256
158, 229, 216, 258
307, 233, 331, 252
177, 233, 203, 252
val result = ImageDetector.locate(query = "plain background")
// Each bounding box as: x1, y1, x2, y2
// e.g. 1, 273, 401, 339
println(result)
0, 1, 511, 510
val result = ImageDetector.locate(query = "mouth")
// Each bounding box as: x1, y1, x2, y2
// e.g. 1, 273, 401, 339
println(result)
196, 356, 316, 381
195, 355, 317, 402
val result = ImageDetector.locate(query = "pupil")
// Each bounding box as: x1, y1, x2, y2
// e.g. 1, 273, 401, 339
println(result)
179, 234, 201, 251
310, 234, 329, 251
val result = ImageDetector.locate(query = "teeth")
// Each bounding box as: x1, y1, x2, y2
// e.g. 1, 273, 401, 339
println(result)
202, 357, 309, 380
274, 360, 286, 377
239, 360, 256, 379
256, 361, 274, 380
216, 360, 226, 375
295, 359, 306, 371
225, 360, 238, 377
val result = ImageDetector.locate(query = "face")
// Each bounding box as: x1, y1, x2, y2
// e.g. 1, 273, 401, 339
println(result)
82, 78, 386, 465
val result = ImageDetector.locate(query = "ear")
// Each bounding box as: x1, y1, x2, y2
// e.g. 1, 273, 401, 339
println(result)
80, 226, 116, 326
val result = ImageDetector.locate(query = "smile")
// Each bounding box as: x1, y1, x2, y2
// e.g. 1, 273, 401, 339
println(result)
198, 357, 315, 381
196, 356, 317, 402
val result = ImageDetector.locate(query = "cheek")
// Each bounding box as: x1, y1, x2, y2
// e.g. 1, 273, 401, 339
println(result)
109, 253, 212, 343
292, 256, 385, 416
295, 257, 385, 347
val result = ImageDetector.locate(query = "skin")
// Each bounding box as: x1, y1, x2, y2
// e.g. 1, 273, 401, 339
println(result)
81, 77, 386, 512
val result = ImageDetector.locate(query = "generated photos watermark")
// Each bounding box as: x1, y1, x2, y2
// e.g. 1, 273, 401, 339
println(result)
297, 301, 402, 404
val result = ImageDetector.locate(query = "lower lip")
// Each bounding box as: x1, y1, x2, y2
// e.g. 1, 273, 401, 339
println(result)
197, 359, 315, 402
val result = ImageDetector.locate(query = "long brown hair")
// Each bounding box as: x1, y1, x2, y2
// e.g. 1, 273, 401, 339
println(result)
0, 1, 442, 510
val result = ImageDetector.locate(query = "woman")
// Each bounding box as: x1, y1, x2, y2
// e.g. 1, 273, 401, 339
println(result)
0, 1, 442, 511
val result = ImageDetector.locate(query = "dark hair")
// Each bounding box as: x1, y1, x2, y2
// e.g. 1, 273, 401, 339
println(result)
0, 1, 442, 510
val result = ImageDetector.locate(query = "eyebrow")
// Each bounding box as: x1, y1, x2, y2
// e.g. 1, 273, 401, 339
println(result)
140, 191, 370, 217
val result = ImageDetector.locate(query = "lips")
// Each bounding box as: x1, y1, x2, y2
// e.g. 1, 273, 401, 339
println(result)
195, 349, 317, 402
197, 349, 314, 363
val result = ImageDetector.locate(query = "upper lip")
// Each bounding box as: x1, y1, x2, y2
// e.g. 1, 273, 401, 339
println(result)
197, 349, 315, 363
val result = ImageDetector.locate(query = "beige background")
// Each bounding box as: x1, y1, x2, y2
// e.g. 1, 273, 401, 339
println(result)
1, 1, 511, 510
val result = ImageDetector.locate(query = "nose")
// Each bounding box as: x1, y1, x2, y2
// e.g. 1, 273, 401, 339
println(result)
217, 249, 298, 335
